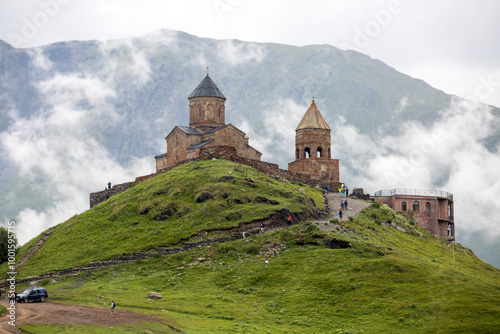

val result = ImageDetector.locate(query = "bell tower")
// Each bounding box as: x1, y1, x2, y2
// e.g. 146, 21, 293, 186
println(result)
288, 99, 340, 185
188, 69, 226, 133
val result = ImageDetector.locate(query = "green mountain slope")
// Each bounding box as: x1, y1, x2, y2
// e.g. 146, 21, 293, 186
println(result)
6, 159, 500, 333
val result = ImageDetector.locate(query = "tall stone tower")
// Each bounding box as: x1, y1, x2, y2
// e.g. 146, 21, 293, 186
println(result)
288, 100, 340, 186
188, 71, 226, 133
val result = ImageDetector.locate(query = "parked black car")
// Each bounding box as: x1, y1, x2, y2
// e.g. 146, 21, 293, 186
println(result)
16, 287, 48, 303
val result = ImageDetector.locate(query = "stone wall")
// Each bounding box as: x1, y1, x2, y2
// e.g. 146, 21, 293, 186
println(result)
198, 146, 342, 189
89, 182, 130, 208
288, 158, 339, 183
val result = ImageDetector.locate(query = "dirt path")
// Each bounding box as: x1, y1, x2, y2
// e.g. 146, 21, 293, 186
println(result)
16, 229, 54, 270
311, 193, 371, 231
0, 299, 175, 333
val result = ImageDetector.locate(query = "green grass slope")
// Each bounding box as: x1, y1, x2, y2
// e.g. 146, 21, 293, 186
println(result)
7, 160, 500, 333
11, 159, 324, 277
15, 204, 500, 334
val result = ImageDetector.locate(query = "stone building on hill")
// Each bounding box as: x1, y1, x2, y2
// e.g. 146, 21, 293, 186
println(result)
373, 189, 455, 240
288, 100, 340, 187
155, 73, 261, 171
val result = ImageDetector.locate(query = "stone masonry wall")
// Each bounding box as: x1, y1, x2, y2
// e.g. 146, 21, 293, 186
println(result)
89, 182, 130, 208
198, 146, 342, 189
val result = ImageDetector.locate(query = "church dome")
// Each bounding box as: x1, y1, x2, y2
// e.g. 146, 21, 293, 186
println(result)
188, 74, 226, 100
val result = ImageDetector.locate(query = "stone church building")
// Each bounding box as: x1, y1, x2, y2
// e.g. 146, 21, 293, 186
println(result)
155, 73, 262, 171
155, 72, 341, 188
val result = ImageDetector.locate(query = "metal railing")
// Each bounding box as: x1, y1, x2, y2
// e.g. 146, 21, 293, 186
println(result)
374, 188, 453, 200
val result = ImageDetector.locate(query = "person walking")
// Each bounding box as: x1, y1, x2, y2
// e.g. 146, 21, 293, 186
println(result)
260, 222, 264, 234
326, 185, 330, 194
339, 209, 343, 220
265, 258, 269, 268
287, 216, 292, 226
111, 300, 116, 313
242, 226, 247, 238
341, 201, 345, 210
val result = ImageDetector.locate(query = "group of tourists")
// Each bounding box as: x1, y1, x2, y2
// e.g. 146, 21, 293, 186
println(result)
325, 184, 350, 221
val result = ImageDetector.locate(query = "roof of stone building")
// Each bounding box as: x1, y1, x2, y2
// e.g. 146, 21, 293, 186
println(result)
177, 126, 201, 135
202, 125, 228, 134
188, 74, 226, 100
296, 100, 331, 131
188, 139, 214, 150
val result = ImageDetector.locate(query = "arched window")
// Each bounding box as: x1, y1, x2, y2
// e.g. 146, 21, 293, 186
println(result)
401, 201, 407, 212
219, 107, 221, 117
413, 201, 420, 212
317, 147, 323, 158
303, 147, 311, 158
198, 106, 201, 117
425, 202, 431, 212
328, 148, 331, 158
296, 148, 299, 160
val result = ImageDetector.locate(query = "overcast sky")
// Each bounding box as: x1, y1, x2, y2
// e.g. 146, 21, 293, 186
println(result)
0, 0, 499, 107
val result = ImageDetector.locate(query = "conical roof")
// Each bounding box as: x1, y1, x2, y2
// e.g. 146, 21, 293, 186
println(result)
296, 100, 330, 131
188, 74, 226, 99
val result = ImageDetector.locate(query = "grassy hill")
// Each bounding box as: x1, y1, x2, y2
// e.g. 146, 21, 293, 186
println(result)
6, 160, 500, 333
10, 159, 324, 278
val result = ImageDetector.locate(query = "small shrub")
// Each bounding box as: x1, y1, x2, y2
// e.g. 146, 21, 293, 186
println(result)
371, 202, 382, 209
244, 245, 260, 255
38, 278, 51, 286
217, 244, 236, 255
237, 287, 256, 294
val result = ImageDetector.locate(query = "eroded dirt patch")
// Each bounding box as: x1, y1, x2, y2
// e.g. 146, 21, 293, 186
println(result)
0, 300, 176, 333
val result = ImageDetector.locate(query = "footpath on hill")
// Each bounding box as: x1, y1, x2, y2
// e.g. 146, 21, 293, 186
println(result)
310, 193, 371, 230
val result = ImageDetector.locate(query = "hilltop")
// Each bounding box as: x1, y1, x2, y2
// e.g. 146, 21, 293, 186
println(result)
3, 159, 499, 333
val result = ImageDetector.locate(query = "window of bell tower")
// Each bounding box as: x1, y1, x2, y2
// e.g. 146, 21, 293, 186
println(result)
304, 147, 311, 158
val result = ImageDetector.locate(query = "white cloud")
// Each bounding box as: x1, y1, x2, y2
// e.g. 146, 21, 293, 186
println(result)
0, 70, 151, 244
28, 47, 53, 70
239, 99, 306, 167
217, 40, 266, 66
98, 38, 152, 85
